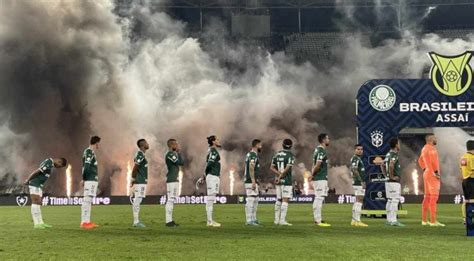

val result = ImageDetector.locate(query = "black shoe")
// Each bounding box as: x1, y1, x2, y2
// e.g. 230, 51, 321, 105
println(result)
166, 221, 179, 227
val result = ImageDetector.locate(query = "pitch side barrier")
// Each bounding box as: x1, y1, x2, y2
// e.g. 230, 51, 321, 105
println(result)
0, 194, 466, 207
357, 51, 474, 212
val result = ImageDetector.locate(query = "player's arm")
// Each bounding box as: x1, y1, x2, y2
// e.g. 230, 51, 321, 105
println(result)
131, 164, 139, 186
417, 151, 426, 171
205, 152, 216, 175
131, 153, 144, 186
24, 169, 42, 185
270, 156, 281, 175
460, 158, 467, 181
279, 165, 292, 179
270, 157, 281, 183
279, 156, 294, 179
312, 158, 322, 175
431, 150, 440, 178
249, 159, 256, 189
311, 149, 322, 175
82, 151, 94, 181
380, 157, 387, 176
351, 161, 360, 180
388, 158, 396, 181
270, 163, 280, 176
177, 153, 184, 166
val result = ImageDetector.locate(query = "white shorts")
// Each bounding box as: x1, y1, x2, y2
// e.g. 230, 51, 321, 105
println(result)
206, 175, 220, 196
385, 182, 401, 199
245, 183, 259, 197
29, 186, 43, 197
313, 180, 329, 197
276, 185, 293, 199
134, 184, 147, 198
167, 182, 179, 200
83, 181, 98, 197
353, 185, 365, 197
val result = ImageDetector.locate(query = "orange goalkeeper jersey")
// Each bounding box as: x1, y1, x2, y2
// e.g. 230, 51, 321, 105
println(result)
418, 144, 439, 175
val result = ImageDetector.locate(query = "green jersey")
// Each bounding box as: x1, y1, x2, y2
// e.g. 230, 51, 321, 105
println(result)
134, 150, 148, 184
350, 155, 365, 186
205, 147, 221, 177
82, 148, 98, 181
244, 151, 260, 184
165, 151, 184, 183
271, 149, 295, 186
384, 150, 401, 182
313, 145, 328, 181
28, 158, 54, 188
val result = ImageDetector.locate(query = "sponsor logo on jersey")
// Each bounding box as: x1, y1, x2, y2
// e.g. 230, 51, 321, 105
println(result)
429, 51, 473, 96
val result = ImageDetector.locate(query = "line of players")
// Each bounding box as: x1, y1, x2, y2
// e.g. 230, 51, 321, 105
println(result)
23, 133, 370, 229
26, 132, 473, 229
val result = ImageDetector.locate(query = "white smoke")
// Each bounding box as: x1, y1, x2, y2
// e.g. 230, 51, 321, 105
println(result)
0, 0, 474, 195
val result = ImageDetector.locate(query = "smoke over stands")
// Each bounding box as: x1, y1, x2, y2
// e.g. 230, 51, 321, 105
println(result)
0, 0, 473, 195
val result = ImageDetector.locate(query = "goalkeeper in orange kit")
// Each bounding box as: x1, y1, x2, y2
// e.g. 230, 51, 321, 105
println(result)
418, 134, 445, 227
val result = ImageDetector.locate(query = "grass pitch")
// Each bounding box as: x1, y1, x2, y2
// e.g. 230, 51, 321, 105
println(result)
0, 203, 471, 260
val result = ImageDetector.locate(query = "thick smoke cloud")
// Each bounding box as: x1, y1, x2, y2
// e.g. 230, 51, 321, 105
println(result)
0, 0, 473, 195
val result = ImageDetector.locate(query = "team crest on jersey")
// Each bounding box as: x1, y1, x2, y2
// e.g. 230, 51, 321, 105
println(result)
429, 51, 473, 96
371, 130, 383, 148
16, 195, 28, 207
369, 85, 396, 111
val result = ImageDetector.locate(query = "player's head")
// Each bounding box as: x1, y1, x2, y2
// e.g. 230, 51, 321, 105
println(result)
137, 138, 149, 151
53, 158, 68, 168
318, 133, 330, 146
251, 139, 262, 153
354, 144, 363, 156
425, 133, 437, 146
467, 140, 474, 151
167, 138, 179, 151
90, 136, 101, 149
389, 137, 400, 151
207, 135, 221, 148
282, 139, 293, 150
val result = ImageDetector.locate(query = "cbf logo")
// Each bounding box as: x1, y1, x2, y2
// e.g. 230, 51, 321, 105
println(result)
369, 85, 396, 111
370, 130, 383, 148
429, 51, 473, 96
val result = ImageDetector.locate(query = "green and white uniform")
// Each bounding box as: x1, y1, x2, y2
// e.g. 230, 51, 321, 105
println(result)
384, 150, 401, 199
313, 145, 329, 197
165, 151, 184, 199
133, 150, 148, 198
271, 149, 295, 199
350, 155, 366, 196
244, 151, 260, 196
205, 147, 221, 196
384, 150, 402, 224
165, 150, 184, 223
82, 147, 98, 197
28, 158, 54, 196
